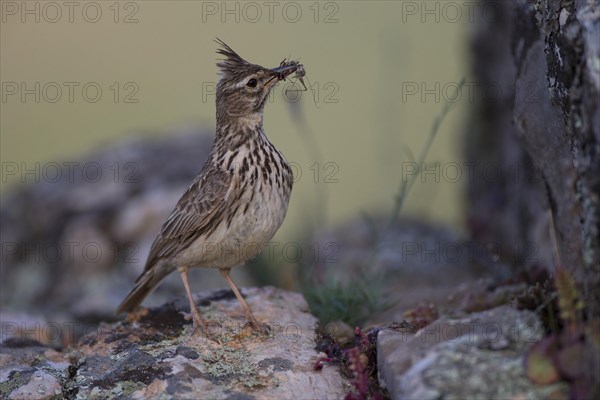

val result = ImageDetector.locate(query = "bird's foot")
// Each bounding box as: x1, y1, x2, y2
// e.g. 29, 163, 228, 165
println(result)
196, 325, 223, 344
181, 310, 221, 343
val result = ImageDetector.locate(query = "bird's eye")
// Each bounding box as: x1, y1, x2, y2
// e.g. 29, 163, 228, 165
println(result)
246, 78, 258, 88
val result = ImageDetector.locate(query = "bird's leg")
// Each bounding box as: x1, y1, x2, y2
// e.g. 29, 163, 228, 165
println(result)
179, 267, 205, 334
220, 268, 270, 334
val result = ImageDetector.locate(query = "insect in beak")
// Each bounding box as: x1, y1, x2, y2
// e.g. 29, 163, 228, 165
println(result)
273, 59, 307, 92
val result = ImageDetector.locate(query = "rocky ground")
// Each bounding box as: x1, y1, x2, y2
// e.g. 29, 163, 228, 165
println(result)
378, 306, 568, 399
1, 286, 572, 400
1, 287, 350, 399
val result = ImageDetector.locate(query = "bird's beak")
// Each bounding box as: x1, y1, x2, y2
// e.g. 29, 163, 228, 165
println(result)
264, 64, 298, 88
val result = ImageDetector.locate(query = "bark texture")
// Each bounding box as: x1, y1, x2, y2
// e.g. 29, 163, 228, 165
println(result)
467, 0, 599, 284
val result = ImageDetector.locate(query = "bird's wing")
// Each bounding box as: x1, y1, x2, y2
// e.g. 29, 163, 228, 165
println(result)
141, 164, 235, 274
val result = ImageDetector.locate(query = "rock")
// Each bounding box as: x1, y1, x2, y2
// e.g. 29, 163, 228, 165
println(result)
1, 287, 351, 399
467, 0, 600, 277
0, 340, 71, 400
377, 305, 569, 399
8, 370, 62, 400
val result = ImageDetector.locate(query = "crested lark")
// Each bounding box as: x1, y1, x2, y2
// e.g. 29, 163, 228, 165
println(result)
117, 40, 302, 334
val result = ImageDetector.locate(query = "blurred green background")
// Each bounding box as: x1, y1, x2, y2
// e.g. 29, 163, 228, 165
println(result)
1, 1, 468, 241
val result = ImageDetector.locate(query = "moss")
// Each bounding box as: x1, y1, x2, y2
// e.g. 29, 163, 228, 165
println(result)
202, 347, 251, 377
0, 370, 29, 397
138, 336, 184, 357
84, 381, 147, 400
201, 346, 264, 389
114, 381, 146, 397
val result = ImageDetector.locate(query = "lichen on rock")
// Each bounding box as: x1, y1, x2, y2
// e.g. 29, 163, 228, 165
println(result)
1, 287, 350, 399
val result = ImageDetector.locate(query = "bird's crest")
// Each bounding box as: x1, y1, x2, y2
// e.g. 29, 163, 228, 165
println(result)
215, 39, 252, 77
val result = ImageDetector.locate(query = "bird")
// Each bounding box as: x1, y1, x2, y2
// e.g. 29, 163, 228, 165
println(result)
117, 39, 302, 335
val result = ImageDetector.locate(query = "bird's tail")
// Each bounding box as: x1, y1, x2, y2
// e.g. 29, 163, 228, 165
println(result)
116, 264, 173, 315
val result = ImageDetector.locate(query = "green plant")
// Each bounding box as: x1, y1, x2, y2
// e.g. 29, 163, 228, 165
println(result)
301, 264, 388, 328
